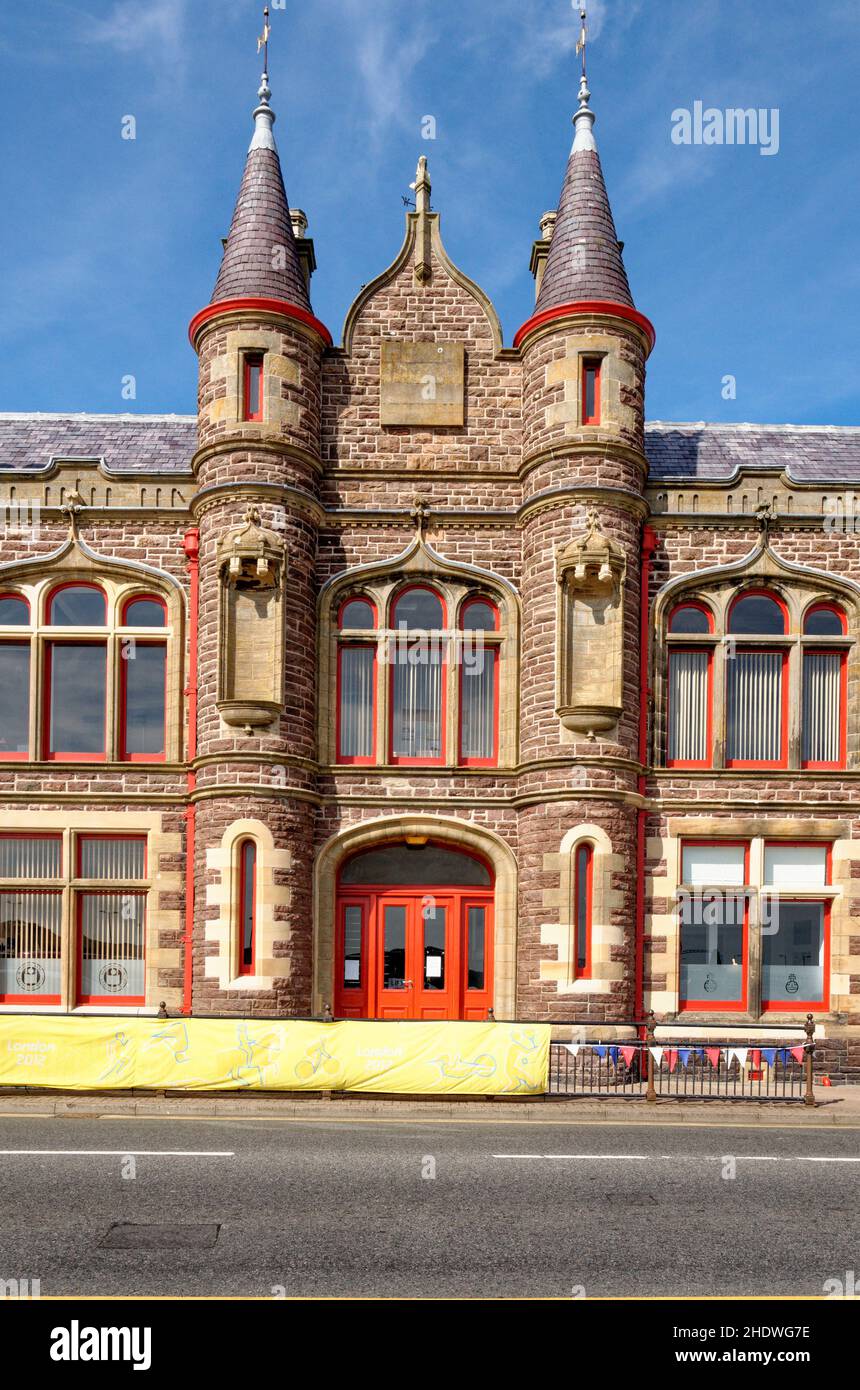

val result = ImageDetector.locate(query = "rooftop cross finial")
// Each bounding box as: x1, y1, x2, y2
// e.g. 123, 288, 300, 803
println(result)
575, 3, 587, 79
257, 5, 271, 78
571, 3, 596, 153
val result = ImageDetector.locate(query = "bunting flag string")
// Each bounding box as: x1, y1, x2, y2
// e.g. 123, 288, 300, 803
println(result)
560, 1041, 807, 1068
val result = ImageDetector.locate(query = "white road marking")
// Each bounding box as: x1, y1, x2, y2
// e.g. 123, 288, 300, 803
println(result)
0, 1149, 234, 1157
493, 1153, 859, 1163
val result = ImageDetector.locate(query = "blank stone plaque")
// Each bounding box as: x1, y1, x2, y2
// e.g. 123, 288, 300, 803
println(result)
379, 341, 465, 426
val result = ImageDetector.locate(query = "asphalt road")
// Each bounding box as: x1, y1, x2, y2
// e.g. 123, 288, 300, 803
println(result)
0, 1114, 857, 1297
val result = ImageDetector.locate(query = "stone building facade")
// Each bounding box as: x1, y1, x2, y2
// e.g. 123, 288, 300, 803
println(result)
1, 66, 858, 1079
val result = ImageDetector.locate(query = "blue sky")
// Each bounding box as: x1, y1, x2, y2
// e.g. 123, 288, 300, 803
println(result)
0, 0, 857, 425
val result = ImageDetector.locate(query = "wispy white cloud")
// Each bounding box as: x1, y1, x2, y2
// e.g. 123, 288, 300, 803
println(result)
339, 0, 435, 145
76, 0, 187, 64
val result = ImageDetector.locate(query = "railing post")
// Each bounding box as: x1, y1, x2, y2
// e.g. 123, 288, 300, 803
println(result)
645, 1010, 657, 1103
804, 1012, 816, 1107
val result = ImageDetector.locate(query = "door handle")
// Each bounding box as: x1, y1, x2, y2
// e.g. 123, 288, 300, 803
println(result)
402, 979, 414, 988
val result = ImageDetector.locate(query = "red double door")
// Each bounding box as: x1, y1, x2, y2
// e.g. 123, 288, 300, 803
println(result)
335, 888, 493, 1020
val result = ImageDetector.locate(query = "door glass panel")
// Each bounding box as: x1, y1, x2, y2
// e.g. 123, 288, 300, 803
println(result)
343, 905, 362, 989
383, 905, 406, 990
422, 903, 446, 990
466, 906, 485, 990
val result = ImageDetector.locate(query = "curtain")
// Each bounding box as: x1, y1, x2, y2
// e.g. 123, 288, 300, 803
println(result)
667, 650, 709, 761
726, 650, 782, 761
802, 651, 841, 763
339, 646, 375, 758
79, 837, 145, 880
392, 644, 442, 758
461, 649, 496, 760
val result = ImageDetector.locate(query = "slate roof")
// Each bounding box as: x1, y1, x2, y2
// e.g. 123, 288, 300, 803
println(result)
0, 414, 196, 474
645, 423, 860, 483
211, 145, 310, 308
535, 145, 634, 312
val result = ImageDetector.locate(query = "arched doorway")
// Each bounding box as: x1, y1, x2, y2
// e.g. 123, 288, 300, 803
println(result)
334, 841, 494, 1020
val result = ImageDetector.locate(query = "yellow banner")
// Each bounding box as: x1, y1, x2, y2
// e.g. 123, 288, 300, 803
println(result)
0, 1017, 550, 1095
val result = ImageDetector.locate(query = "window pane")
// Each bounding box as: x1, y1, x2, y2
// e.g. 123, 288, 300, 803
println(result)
728, 593, 784, 635
79, 892, 145, 1000
583, 365, 598, 420
123, 644, 166, 756
342, 844, 491, 887
763, 844, 827, 889
804, 607, 843, 636
383, 905, 406, 989
392, 588, 444, 629
462, 602, 496, 632
680, 896, 744, 1003
467, 906, 486, 990
0, 643, 29, 755
682, 843, 746, 886
762, 902, 824, 1005
79, 838, 145, 880
49, 586, 106, 626
726, 650, 783, 761
461, 646, 496, 760
574, 845, 591, 973
803, 651, 841, 763
0, 837, 61, 878
48, 643, 106, 754
342, 905, 362, 988
669, 605, 710, 634
0, 596, 29, 626
667, 650, 709, 761
0, 891, 62, 999
124, 599, 165, 628
391, 643, 442, 758
240, 841, 255, 968
423, 903, 446, 990
338, 646, 374, 758
339, 599, 375, 630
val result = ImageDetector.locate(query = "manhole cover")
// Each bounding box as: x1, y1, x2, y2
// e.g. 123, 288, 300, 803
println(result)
99, 1223, 221, 1250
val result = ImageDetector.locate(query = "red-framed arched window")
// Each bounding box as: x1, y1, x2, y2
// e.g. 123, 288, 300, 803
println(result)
801, 603, 847, 768
573, 841, 593, 980
459, 597, 499, 766
666, 601, 715, 767
336, 596, 377, 764
389, 585, 447, 765
119, 594, 168, 762
44, 584, 108, 762
725, 589, 789, 768
0, 593, 31, 761
237, 839, 257, 976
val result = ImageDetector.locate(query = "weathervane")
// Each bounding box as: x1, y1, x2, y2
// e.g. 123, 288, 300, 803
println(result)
575, 3, 587, 78
257, 5, 271, 73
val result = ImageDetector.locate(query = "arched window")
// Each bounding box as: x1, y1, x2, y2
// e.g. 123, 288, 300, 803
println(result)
802, 604, 847, 768
725, 590, 788, 767
0, 579, 174, 763
572, 842, 593, 979
336, 597, 376, 763
0, 594, 31, 760
237, 839, 257, 976
45, 584, 109, 761
459, 598, 499, 766
389, 586, 446, 764
666, 602, 714, 767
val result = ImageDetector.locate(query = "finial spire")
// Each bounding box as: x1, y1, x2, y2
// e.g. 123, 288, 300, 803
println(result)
250, 7, 276, 152
571, 4, 596, 153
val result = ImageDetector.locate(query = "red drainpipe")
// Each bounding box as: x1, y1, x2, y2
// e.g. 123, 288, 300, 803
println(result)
636, 524, 657, 1037
182, 527, 200, 1016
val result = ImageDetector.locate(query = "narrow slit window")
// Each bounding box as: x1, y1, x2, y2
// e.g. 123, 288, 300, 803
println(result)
243, 354, 265, 422
573, 843, 593, 978
238, 840, 257, 975
582, 359, 601, 426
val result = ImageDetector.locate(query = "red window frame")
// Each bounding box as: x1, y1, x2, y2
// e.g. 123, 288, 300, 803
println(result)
581, 357, 601, 426
119, 638, 168, 763
0, 592, 31, 625
801, 647, 847, 769
388, 585, 447, 767
668, 599, 714, 636
0, 638, 31, 760
76, 834, 148, 880
458, 597, 500, 768
803, 601, 847, 636
760, 897, 830, 1014
573, 842, 593, 980
237, 839, 257, 976
45, 580, 107, 627
337, 595, 377, 631
120, 594, 168, 628
679, 839, 750, 1013
724, 641, 790, 769
666, 645, 714, 768
336, 641, 377, 765
76, 890, 146, 1006
243, 354, 265, 422
0, 886, 63, 1005
43, 640, 108, 762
